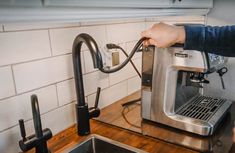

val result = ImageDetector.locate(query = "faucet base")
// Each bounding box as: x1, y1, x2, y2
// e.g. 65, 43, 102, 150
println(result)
76, 103, 90, 135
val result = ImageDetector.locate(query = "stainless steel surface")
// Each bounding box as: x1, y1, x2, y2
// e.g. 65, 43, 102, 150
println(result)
64, 134, 148, 153
142, 107, 234, 153
141, 46, 232, 136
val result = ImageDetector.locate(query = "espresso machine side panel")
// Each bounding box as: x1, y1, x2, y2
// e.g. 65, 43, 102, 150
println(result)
150, 48, 175, 122
141, 46, 155, 120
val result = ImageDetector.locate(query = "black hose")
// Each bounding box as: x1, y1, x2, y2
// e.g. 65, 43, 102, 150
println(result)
99, 37, 146, 73
115, 45, 141, 78
121, 98, 141, 107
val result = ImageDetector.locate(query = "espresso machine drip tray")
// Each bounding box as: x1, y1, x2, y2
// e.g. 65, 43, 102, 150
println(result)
176, 95, 226, 121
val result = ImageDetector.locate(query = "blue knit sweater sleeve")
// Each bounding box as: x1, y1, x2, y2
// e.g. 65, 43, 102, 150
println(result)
184, 25, 235, 57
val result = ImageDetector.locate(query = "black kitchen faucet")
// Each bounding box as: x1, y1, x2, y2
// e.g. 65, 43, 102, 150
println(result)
72, 33, 145, 135
72, 33, 102, 135
19, 95, 52, 153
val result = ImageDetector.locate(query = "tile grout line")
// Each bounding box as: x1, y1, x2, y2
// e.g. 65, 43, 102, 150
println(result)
0, 71, 137, 102
10, 65, 17, 96
1, 74, 138, 133
0, 42, 141, 102
85, 75, 138, 98
1, 24, 81, 33
0, 52, 72, 68
104, 24, 111, 88
1, 20, 144, 33
0, 38, 139, 69
0, 45, 93, 69
47, 29, 53, 56
0, 101, 76, 133
0, 77, 73, 102
0, 69, 139, 132
0, 60, 137, 101
55, 83, 60, 107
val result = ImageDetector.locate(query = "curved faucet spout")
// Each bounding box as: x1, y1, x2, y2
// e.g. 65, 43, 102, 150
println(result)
72, 33, 103, 106
31, 94, 43, 138
73, 33, 103, 69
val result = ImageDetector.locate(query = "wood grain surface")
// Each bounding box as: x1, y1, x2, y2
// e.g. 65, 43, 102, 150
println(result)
47, 120, 198, 153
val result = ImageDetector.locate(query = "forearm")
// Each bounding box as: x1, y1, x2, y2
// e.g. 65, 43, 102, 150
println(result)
184, 25, 235, 57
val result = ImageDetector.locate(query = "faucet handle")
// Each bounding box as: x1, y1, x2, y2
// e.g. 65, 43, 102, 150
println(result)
19, 119, 26, 141
94, 87, 101, 108
89, 87, 101, 118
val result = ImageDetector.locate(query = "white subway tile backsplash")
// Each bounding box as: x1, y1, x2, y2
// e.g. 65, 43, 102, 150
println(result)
3, 22, 80, 31
79, 25, 107, 50
0, 30, 51, 66
109, 63, 136, 86
41, 103, 75, 135
0, 85, 57, 132
0, 103, 75, 153
106, 22, 145, 44
127, 76, 141, 95
0, 66, 15, 99
49, 25, 106, 56
13, 54, 73, 93
83, 71, 109, 96
0, 116, 45, 153
83, 50, 96, 73
49, 27, 80, 55
126, 41, 142, 59
87, 81, 128, 108
133, 58, 142, 73
56, 79, 76, 106
0, 16, 206, 153
0, 125, 21, 153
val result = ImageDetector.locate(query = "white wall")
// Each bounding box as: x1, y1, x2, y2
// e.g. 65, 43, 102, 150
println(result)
0, 20, 143, 153
204, 0, 235, 100
0, 16, 204, 152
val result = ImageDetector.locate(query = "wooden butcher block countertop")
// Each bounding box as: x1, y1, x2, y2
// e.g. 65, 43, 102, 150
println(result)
25, 91, 235, 153
44, 120, 199, 153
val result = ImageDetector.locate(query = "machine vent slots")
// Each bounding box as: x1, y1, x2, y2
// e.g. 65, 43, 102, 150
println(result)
176, 95, 226, 121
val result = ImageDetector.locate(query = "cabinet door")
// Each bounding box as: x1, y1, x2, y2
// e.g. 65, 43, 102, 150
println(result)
0, 0, 42, 7
171, 0, 213, 8
44, 0, 171, 8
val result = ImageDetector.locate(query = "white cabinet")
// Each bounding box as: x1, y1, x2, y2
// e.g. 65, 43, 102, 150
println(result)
0, 0, 213, 8
0, 0, 213, 23
43, 0, 170, 8
44, 0, 213, 8
171, 0, 213, 8
0, 0, 42, 7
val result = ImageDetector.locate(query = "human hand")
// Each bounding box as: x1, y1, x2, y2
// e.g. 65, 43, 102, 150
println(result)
233, 127, 235, 142
141, 22, 186, 48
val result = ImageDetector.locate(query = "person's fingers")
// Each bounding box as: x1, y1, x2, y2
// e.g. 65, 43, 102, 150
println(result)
148, 39, 158, 47
141, 29, 152, 38
233, 128, 235, 142
143, 40, 150, 47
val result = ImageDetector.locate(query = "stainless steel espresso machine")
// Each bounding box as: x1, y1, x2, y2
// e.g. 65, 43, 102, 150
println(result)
141, 45, 232, 136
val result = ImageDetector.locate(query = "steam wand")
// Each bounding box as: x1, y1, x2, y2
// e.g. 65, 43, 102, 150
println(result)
217, 67, 228, 89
